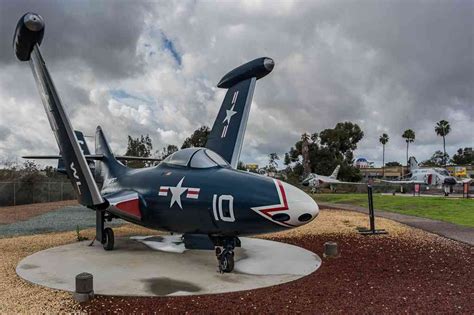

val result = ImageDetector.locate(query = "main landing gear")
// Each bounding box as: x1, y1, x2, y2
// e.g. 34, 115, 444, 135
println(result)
95, 210, 115, 251
213, 236, 241, 273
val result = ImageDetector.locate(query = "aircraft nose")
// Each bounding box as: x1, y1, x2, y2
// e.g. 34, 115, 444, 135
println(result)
281, 181, 319, 226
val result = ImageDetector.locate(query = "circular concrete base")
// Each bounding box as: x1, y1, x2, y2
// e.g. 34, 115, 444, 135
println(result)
17, 236, 321, 296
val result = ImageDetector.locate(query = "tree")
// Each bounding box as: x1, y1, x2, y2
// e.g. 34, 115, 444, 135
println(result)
379, 133, 389, 177
320, 122, 364, 162
385, 161, 402, 167
301, 133, 311, 177
237, 161, 247, 171
284, 122, 363, 182
181, 126, 210, 148
434, 120, 451, 166
157, 144, 178, 160
451, 147, 473, 165
402, 129, 415, 167
267, 153, 279, 172
125, 134, 153, 168
422, 150, 449, 167
284, 153, 291, 166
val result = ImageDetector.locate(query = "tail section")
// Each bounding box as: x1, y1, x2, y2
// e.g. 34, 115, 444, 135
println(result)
329, 165, 340, 179
95, 126, 126, 182
14, 13, 105, 208
409, 156, 418, 171
206, 57, 274, 168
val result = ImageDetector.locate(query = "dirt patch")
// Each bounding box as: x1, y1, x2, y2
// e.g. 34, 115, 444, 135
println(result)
0, 200, 78, 224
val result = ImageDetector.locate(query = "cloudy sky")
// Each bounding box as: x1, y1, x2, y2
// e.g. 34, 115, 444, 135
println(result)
0, 0, 472, 168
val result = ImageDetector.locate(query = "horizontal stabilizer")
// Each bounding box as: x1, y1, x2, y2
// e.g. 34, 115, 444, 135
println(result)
23, 154, 161, 162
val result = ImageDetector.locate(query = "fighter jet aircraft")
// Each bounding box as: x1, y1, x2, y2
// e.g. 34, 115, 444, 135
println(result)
13, 13, 318, 272
382, 157, 471, 196
301, 165, 365, 192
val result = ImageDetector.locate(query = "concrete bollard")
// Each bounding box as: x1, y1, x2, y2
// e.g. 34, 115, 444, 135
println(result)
73, 272, 94, 303
323, 241, 339, 258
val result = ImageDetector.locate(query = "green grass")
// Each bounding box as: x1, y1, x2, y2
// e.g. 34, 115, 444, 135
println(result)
313, 193, 474, 227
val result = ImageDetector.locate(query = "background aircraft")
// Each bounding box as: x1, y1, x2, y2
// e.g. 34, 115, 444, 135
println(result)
14, 12, 318, 273
302, 165, 365, 192
382, 157, 471, 195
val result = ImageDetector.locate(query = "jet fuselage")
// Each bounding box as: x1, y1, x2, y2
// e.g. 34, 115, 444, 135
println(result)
103, 148, 319, 236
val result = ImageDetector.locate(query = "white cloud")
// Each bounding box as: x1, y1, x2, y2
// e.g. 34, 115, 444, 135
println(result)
0, 0, 472, 169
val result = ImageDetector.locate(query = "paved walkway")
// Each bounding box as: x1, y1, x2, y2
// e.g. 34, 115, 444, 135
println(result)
318, 202, 474, 246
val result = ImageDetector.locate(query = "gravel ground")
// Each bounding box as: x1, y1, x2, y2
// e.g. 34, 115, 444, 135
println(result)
0, 209, 472, 313
0, 200, 78, 224
0, 204, 123, 238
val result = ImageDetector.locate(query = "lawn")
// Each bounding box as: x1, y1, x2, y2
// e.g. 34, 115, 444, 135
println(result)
312, 193, 474, 227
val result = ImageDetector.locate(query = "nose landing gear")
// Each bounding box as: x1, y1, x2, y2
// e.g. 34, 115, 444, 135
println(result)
213, 236, 240, 273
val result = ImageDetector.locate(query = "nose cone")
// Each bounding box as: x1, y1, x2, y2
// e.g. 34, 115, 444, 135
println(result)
281, 181, 319, 226
24, 13, 44, 31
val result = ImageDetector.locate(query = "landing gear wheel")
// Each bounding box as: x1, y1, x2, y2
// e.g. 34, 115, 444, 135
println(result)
103, 227, 114, 251
219, 251, 234, 273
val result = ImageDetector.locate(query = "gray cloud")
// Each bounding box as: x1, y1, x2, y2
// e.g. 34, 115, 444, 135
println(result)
0, 0, 472, 169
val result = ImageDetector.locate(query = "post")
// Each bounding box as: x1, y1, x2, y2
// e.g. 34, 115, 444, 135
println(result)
358, 184, 387, 235
368, 185, 375, 232
13, 182, 16, 206
74, 272, 94, 302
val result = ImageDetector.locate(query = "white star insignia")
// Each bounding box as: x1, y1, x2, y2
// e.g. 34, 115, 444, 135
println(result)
169, 177, 187, 209
222, 104, 237, 125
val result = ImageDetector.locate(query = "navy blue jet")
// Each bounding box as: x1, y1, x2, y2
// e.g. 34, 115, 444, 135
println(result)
13, 13, 318, 272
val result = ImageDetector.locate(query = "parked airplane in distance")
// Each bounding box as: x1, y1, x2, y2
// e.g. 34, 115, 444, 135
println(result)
382, 157, 471, 196
14, 12, 319, 273
301, 165, 365, 193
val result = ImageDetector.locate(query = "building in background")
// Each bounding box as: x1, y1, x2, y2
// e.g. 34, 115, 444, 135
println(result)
354, 157, 374, 169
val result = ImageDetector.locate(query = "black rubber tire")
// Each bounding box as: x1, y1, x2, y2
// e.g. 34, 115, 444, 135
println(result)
220, 252, 234, 273
103, 227, 114, 251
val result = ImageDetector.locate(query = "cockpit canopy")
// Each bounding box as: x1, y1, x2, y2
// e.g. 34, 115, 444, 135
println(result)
435, 168, 450, 176
162, 148, 230, 168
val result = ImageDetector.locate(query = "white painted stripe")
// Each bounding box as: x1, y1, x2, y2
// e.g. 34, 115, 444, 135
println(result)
186, 194, 199, 199
221, 125, 228, 138
232, 91, 239, 104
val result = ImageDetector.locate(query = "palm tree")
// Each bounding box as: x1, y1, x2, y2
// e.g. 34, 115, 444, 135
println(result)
301, 133, 311, 177
435, 120, 450, 166
402, 129, 415, 172
379, 133, 389, 178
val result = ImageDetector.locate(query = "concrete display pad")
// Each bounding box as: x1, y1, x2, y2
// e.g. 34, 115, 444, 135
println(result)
16, 236, 321, 296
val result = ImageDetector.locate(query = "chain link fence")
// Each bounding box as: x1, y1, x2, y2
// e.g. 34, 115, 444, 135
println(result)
0, 181, 76, 206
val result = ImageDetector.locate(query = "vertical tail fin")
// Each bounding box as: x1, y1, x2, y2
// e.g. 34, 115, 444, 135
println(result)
95, 126, 126, 182
329, 165, 340, 179
205, 57, 274, 168
14, 13, 105, 208
409, 156, 418, 171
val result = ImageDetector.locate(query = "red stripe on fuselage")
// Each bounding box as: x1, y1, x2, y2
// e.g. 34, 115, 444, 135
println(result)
116, 198, 141, 219
260, 180, 289, 216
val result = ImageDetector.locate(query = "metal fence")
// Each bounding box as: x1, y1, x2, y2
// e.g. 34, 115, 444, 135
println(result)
0, 181, 76, 206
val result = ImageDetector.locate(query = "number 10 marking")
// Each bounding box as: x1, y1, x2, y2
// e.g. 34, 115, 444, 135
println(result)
212, 194, 235, 222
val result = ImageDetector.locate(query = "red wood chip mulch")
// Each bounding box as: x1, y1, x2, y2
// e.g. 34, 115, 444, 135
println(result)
80, 233, 473, 314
